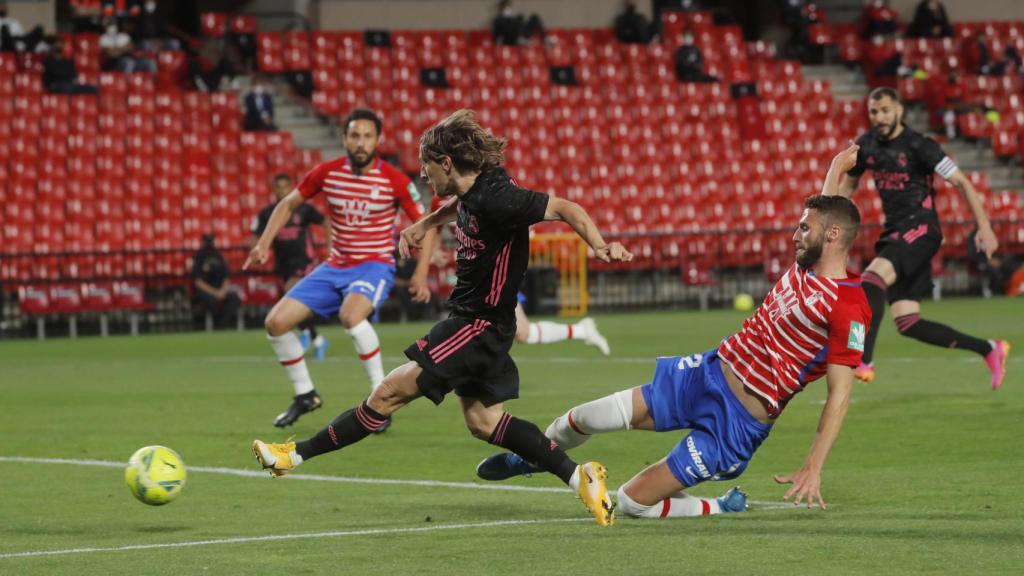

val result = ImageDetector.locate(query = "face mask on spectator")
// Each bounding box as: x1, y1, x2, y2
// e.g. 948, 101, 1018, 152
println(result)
145, 2, 156, 13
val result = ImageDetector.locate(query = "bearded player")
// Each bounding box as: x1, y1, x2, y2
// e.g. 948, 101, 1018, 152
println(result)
478, 146, 872, 517
245, 108, 432, 429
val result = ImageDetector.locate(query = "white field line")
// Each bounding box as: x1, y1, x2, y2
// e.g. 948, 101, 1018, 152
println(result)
0, 456, 799, 509
0, 518, 588, 560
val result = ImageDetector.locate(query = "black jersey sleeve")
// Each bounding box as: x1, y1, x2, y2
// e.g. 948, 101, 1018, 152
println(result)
915, 135, 948, 174
302, 204, 325, 226
485, 185, 550, 230
847, 133, 871, 177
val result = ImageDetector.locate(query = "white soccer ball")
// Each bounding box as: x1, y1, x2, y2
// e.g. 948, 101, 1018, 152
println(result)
124, 445, 187, 506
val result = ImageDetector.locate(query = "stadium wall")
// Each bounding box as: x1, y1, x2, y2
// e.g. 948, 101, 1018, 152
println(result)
316, 0, 647, 31
890, 0, 1024, 22
8, 0, 55, 32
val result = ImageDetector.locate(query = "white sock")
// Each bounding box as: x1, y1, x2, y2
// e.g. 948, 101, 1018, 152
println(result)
347, 320, 383, 390
526, 321, 587, 344
568, 466, 580, 491
616, 487, 721, 518
545, 389, 633, 450
267, 332, 314, 395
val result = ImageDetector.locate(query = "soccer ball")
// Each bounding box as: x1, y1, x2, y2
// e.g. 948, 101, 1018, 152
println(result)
734, 293, 755, 312
124, 446, 187, 506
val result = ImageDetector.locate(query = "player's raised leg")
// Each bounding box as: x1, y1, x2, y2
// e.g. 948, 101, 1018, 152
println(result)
477, 387, 645, 480
253, 360, 424, 476
889, 299, 1010, 389
264, 296, 322, 427
461, 397, 614, 526
514, 303, 610, 355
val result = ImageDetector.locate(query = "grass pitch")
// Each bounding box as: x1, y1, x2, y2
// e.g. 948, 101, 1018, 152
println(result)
1, 298, 1021, 575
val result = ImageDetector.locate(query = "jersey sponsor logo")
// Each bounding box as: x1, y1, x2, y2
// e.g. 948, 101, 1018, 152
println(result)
676, 353, 703, 370
336, 198, 372, 226
768, 286, 799, 323
454, 224, 486, 260
406, 182, 421, 202
685, 436, 710, 479
876, 171, 910, 190
848, 321, 866, 352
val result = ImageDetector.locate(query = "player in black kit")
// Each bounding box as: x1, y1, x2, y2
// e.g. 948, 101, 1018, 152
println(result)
252, 173, 330, 359
834, 87, 1010, 389
252, 110, 632, 526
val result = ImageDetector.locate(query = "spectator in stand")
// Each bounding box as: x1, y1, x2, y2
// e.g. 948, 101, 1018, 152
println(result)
906, 0, 952, 39
975, 34, 1022, 76
860, 0, 899, 40
99, 18, 156, 72
192, 233, 241, 329
492, 0, 544, 46
244, 76, 277, 132
130, 0, 179, 51
187, 38, 238, 92
674, 29, 717, 83
614, 1, 652, 44
43, 36, 99, 95
0, 2, 45, 53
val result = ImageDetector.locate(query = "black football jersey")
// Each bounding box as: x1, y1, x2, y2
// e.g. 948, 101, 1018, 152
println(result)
848, 125, 955, 234
447, 167, 549, 327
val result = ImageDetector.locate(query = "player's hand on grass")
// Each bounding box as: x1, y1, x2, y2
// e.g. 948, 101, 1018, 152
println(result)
409, 273, 431, 303
595, 242, 633, 263
976, 225, 999, 260
773, 468, 826, 509
243, 244, 269, 270
830, 142, 860, 174
399, 223, 427, 259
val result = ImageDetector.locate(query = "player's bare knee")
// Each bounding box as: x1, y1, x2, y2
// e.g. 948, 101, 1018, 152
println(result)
616, 486, 657, 518
264, 312, 290, 336
367, 382, 401, 416
339, 310, 364, 330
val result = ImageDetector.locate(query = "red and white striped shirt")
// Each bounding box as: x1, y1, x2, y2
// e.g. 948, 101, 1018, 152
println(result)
718, 264, 871, 417
298, 157, 423, 267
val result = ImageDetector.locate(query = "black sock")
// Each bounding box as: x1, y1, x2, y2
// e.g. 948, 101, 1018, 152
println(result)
488, 413, 577, 485
295, 401, 387, 460
896, 314, 993, 357
299, 320, 318, 340
861, 275, 888, 364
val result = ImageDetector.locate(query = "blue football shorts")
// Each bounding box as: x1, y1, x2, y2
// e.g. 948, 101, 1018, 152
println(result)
640, 349, 773, 488
285, 261, 395, 319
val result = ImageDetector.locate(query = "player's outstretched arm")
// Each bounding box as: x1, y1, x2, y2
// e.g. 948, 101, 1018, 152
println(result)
823, 143, 860, 198
244, 190, 304, 270
773, 363, 853, 509
399, 196, 458, 259
408, 226, 439, 303
946, 170, 999, 259
543, 197, 633, 262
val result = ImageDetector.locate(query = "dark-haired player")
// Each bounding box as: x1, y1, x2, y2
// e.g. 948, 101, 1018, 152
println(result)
252, 172, 328, 360
245, 108, 431, 428
836, 87, 1009, 389
253, 109, 632, 526
478, 146, 871, 516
